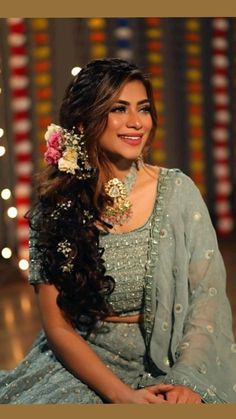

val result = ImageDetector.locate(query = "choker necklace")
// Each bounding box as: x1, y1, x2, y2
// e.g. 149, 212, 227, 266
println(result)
101, 162, 138, 226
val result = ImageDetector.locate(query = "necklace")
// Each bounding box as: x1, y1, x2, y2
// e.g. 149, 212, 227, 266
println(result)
101, 162, 138, 226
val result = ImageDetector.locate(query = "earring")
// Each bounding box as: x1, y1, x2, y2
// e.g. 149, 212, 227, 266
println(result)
136, 154, 144, 169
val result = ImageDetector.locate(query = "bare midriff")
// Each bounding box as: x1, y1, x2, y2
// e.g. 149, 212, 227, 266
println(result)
103, 313, 144, 323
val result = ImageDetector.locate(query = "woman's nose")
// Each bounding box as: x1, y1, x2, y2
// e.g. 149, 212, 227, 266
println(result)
126, 111, 142, 129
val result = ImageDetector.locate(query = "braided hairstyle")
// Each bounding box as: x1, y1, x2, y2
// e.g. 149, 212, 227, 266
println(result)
28, 58, 158, 332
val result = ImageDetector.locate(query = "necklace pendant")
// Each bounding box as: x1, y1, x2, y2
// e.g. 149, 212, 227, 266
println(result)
101, 162, 138, 227
105, 178, 127, 199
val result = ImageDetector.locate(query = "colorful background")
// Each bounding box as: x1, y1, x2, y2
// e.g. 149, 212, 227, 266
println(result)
0, 17, 236, 277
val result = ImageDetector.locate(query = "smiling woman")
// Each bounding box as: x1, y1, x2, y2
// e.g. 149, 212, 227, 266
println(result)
99, 80, 153, 164
0, 58, 236, 404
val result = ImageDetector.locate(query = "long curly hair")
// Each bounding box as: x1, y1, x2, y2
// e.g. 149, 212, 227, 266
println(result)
28, 58, 158, 332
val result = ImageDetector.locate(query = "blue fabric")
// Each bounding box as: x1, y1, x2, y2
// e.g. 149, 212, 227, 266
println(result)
0, 167, 235, 403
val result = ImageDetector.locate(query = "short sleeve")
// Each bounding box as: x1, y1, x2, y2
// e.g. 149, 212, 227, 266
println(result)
28, 213, 50, 285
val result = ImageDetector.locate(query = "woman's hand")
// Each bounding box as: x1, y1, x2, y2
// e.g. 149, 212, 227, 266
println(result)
116, 384, 174, 404
157, 384, 202, 404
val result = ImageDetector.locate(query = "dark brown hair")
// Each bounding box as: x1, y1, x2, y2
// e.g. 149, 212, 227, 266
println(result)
28, 58, 158, 332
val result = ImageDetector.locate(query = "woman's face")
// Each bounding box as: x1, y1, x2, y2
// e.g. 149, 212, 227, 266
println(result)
98, 80, 153, 165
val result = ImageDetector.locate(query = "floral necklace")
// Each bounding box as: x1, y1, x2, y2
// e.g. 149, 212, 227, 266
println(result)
101, 162, 138, 226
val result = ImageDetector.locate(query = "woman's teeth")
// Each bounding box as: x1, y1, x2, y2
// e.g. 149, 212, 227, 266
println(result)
119, 135, 142, 140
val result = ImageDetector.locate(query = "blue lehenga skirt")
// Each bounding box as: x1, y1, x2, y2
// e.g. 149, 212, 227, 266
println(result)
0, 321, 164, 404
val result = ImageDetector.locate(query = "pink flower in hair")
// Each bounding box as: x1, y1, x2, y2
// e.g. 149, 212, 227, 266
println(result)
48, 132, 61, 149
44, 147, 61, 165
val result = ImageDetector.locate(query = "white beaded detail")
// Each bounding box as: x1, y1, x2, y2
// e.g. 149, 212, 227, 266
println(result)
175, 177, 182, 186
199, 363, 207, 374
206, 324, 214, 333
230, 343, 236, 353
207, 385, 216, 396
205, 249, 214, 259
175, 303, 183, 314
209, 287, 217, 296
163, 357, 170, 366
161, 322, 168, 331
160, 228, 167, 238
193, 211, 202, 221
180, 342, 190, 350
216, 356, 221, 366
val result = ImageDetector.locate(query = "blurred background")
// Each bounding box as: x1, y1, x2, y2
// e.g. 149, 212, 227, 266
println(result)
0, 17, 235, 369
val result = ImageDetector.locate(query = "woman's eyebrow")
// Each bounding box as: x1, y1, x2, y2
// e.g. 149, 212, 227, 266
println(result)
114, 99, 150, 105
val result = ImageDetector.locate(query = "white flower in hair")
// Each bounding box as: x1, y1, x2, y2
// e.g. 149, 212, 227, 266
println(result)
58, 149, 79, 174
44, 123, 62, 142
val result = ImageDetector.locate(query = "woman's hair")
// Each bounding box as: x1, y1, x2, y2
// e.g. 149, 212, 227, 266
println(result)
28, 58, 158, 332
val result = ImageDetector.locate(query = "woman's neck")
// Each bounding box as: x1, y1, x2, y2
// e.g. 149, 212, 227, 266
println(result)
106, 159, 135, 180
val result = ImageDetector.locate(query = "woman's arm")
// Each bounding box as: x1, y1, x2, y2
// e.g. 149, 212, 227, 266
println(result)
35, 283, 172, 404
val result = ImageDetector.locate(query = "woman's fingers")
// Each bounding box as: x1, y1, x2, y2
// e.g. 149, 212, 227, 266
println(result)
145, 384, 201, 404
165, 386, 202, 404
147, 393, 168, 404
147, 384, 174, 394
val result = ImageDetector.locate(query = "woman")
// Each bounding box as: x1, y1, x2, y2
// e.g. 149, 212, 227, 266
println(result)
0, 58, 235, 404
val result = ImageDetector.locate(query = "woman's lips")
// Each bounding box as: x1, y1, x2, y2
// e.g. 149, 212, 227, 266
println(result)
118, 134, 143, 146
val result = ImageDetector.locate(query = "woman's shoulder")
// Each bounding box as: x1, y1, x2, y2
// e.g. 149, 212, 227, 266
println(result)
145, 165, 195, 188
157, 166, 199, 190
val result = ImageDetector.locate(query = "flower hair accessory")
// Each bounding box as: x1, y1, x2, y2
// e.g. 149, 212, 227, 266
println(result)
44, 123, 95, 179
57, 239, 75, 273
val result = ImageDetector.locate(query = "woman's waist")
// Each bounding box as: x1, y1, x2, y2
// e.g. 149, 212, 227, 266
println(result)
103, 312, 144, 323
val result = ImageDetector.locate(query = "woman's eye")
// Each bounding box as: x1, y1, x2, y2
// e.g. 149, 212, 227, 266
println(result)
140, 106, 151, 113
110, 106, 126, 113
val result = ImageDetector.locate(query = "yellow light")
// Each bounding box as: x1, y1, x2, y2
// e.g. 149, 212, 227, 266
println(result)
186, 19, 200, 31
147, 53, 163, 64
71, 67, 81, 76
19, 259, 29, 270
33, 46, 50, 59
7, 206, 18, 218
31, 18, 48, 30
34, 74, 51, 86
1, 188, 11, 200
0, 128, 4, 137
146, 28, 162, 38
1, 247, 12, 259
91, 45, 107, 58
0, 146, 6, 156
36, 102, 52, 114
88, 18, 105, 29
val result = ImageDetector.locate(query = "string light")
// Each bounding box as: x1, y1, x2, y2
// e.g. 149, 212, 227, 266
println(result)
8, 18, 33, 262
184, 19, 206, 194
18, 259, 29, 270
0, 128, 4, 137
1, 247, 12, 259
211, 18, 233, 235
71, 66, 81, 76
145, 18, 167, 165
7, 206, 18, 218
87, 18, 107, 58
1, 189, 11, 200
0, 146, 6, 156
